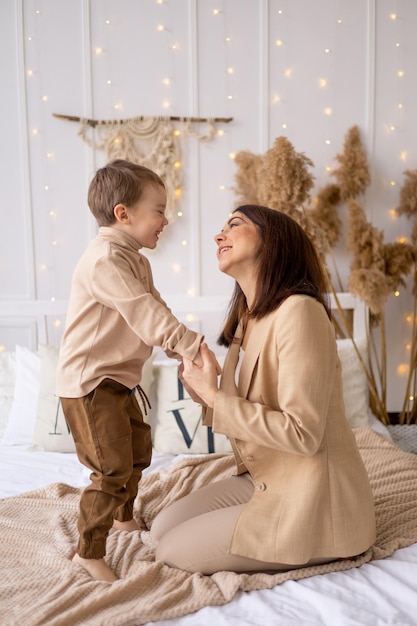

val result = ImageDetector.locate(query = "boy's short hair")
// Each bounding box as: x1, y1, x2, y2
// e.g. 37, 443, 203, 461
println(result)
88, 159, 165, 226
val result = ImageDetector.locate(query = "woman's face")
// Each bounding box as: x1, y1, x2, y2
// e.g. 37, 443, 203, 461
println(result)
214, 211, 262, 278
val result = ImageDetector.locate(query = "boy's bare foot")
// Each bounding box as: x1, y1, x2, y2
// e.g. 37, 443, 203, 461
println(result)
72, 553, 118, 582
112, 518, 141, 531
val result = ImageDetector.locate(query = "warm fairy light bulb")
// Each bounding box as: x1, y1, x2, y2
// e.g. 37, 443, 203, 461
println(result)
400, 151, 407, 162
229, 152, 236, 159
225, 37, 231, 42
157, 24, 165, 31
389, 125, 396, 131
390, 180, 396, 186
32, 128, 39, 136
282, 123, 287, 129
397, 364, 408, 376
107, 80, 112, 85
390, 13, 397, 20
398, 237, 408, 244
46, 152, 54, 159
52, 240, 57, 247
227, 95, 233, 100
213, 9, 220, 15
324, 48, 331, 53
173, 129, 180, 136
54, 320, 62, 328
284, 68, 292, 78
325, 166, 332, 172
49, 210, 56, 217
105, 20, 111, 24
227, 67, 234, 74
171, 43, 179, 50
324, 108, 333, 115
319, 78, 328, 88
278, 10, 283, 14
394, 290, 400, 297
156, 0, 164, 4
187, 288, 196, 296
185, 314, 195, 322
27, 36, 33, 41
275, 39, 283, 46
219, 185, 225, 190
40, 264, 47, 271
398, 103, 403, 109
389, 209, 397, 218
95, 48, 103, 55
172, 263, 181, 273
44, 185, 49, 191
177, 210, 183, 217
42, 95, 48, 101
162, 100, 170, 108
337, 19, 342, 24
0, 345, 6, 353
162, 78, 171, 85
217, 129, 224, 136
325, 139, 331, 145
175, 188, 182, 197
398, 70, 404, 77
174, 161, 181, 168
273, 95, 281, 103
51, 296, 56, 302
181, 240, 187, 246
27, 69, 33, 77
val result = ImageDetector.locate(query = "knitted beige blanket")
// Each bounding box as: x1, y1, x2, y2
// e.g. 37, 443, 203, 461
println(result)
1, 428, 417, 626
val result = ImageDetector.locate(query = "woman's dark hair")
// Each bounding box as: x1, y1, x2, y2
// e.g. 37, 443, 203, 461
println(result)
218, 205, 331, 346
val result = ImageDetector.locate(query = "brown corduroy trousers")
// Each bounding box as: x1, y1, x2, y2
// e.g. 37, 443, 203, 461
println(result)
61, 378, 152, 559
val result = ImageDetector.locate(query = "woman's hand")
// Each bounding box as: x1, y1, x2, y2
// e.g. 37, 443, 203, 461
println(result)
182, 343, 221, 408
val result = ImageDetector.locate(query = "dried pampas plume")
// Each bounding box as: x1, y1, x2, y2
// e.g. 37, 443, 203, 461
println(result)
257, 136, 315, 213
332, 125, 370, 200
233, 151, 263, 206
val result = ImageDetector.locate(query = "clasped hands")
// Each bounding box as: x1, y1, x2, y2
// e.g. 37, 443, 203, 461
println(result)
180, 343, 222, 409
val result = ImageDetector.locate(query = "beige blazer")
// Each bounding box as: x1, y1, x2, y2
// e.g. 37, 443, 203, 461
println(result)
204, 295, 376, 565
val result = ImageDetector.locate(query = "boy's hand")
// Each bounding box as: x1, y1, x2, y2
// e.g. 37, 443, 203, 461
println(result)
182, 343, 221, 408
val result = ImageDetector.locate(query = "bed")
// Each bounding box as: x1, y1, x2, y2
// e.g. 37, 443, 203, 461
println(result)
1, 294, 417, 626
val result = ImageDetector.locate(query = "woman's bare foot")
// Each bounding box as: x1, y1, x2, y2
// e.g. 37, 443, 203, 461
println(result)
112, 518, 141, 531
72, 553, 118, 582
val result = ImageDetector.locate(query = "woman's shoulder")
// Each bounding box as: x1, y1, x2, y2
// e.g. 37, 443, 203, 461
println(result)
276, 294, 325, 316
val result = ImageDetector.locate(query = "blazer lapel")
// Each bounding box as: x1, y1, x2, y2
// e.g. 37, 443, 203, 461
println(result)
238, 314, 275, 398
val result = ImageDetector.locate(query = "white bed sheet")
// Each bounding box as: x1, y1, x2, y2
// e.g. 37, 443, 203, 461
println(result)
1, 444, 417, 626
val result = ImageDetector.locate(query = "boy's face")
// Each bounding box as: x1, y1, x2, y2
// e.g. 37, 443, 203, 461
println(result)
116, 183, 168, 249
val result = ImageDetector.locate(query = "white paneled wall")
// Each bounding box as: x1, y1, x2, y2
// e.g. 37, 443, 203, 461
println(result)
1, 0, 416, 410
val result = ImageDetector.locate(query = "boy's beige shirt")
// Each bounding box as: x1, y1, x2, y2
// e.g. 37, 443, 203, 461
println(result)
56, 227, 203, 397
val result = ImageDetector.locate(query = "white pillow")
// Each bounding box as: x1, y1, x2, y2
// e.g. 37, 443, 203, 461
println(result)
32, 344, 75, 453
32, 344, 155, 453
1, 346, 40, 446
151, 357, 232, 455
0, 351, 17, 439
336, 337, 371, 428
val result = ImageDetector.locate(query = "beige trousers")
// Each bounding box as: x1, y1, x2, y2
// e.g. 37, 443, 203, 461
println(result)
151, 473, 335, 574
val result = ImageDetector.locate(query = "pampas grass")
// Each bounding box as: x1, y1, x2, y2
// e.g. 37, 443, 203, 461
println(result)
233, 126, 417, 424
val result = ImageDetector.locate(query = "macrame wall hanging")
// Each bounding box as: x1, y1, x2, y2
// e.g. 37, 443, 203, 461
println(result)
53, 113, 233, 220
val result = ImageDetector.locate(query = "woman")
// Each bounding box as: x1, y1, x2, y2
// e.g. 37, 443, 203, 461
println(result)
150, 205, 376, 574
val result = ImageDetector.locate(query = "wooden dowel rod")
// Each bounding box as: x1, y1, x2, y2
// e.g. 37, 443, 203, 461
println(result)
53, 113, 233, 127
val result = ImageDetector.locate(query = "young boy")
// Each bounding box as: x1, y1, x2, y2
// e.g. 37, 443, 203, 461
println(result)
56, 159, 204, 583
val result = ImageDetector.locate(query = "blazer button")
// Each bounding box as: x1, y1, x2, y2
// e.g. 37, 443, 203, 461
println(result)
257, 482, 266, 491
